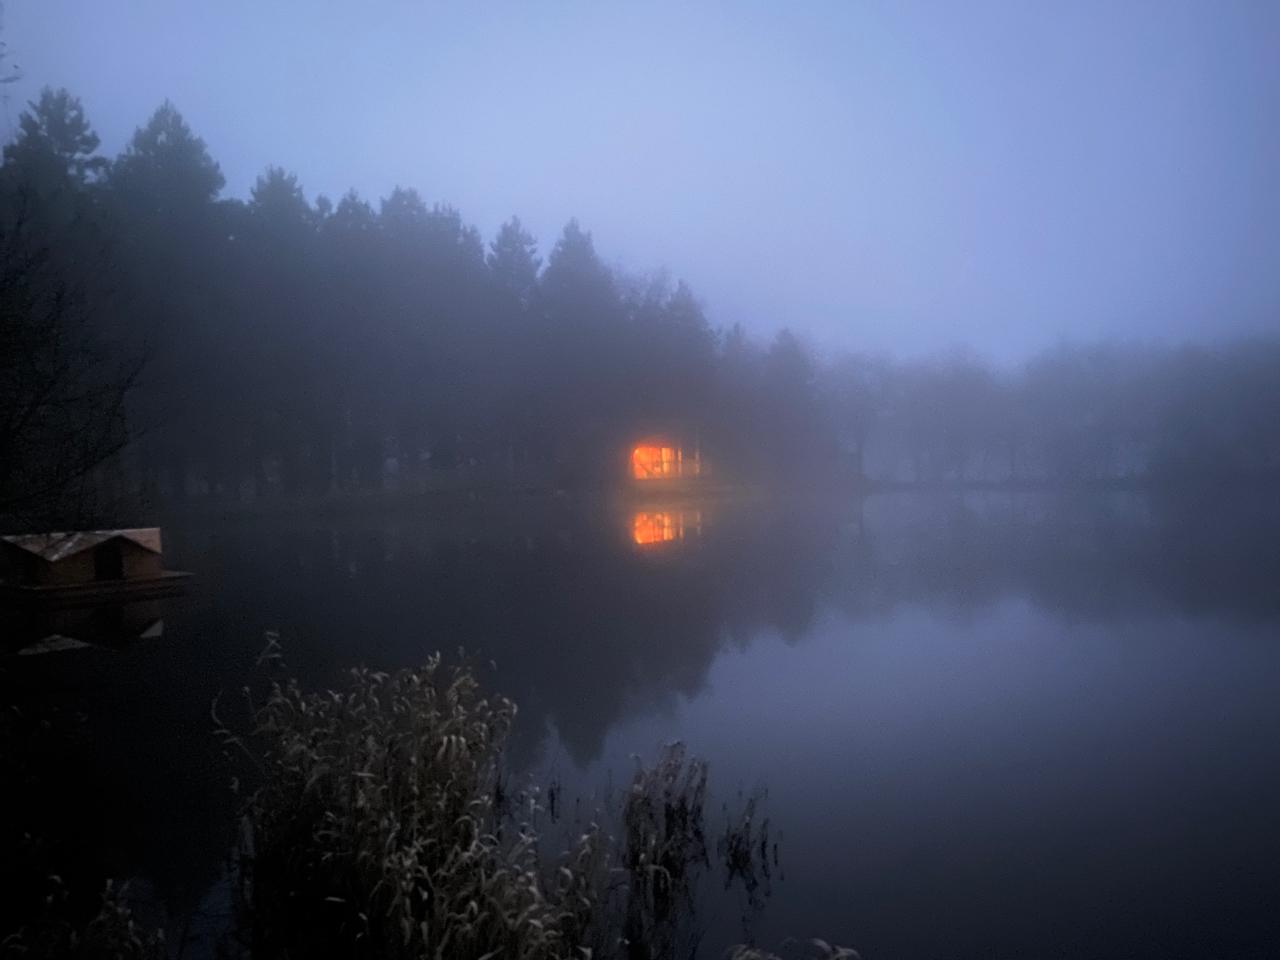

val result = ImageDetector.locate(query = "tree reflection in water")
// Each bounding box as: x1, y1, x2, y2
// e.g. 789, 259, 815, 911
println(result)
4, 490, 1279, 953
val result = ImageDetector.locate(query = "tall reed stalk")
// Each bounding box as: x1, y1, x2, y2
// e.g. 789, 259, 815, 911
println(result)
219, 653, 849, 960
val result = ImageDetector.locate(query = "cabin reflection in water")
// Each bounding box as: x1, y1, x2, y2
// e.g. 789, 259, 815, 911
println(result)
631, 510, 703, 546
2, 600, 166, 655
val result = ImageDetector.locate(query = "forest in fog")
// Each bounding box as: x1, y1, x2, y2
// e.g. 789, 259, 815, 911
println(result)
3, 89, 1279, 524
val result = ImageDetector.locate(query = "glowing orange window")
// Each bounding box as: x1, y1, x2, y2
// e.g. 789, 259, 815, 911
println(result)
632, 445, 679, 479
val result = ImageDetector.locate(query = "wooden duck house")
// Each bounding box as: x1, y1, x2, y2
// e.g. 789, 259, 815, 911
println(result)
0, 528, 190, 603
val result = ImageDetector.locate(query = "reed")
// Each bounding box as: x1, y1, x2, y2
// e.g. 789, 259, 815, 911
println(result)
0, 879, 165, 959
225, 655, 667, 957
1, 651, 850, 958
218, 652, 852, 959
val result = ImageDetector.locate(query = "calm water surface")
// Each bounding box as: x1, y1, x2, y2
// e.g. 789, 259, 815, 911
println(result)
4, 491, 1279, 958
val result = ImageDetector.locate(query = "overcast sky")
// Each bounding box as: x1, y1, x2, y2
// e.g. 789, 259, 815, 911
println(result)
5, 1, 1278, 360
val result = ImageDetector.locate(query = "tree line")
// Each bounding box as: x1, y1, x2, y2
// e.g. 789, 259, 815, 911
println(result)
828, 339, 1280, 487
0, 88, 838, 521
1, 88, 1276, 523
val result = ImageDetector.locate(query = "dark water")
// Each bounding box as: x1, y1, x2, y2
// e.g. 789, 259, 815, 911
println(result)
4, 491, 1280, 958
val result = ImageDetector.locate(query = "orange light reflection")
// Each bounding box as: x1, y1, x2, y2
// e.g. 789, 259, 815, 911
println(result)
631, 510, 702, 546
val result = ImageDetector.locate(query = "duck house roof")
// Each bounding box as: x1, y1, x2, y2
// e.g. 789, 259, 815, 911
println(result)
1, 528, 163, 563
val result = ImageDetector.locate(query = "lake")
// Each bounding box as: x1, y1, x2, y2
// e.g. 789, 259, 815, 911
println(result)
4, 490, 1279, 958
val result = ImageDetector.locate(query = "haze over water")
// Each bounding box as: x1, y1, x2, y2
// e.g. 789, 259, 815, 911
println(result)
8, 493, 1280, 957
3, 3, 1279, 957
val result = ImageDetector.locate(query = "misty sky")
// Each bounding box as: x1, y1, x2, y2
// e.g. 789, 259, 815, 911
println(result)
5, 1, 1278, 360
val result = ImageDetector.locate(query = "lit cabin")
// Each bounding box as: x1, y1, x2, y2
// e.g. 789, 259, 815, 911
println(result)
630, 438, 702, 481
0, 528, 189, 600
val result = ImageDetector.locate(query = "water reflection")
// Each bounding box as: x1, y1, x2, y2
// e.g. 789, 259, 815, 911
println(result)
2, 600, 166, 654
3, 491, 1279, 956
142, 491, 1280, 772
631, 509, 703, 546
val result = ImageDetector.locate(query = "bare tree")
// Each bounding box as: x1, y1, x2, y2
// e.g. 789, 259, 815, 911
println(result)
0, 190, 141, 528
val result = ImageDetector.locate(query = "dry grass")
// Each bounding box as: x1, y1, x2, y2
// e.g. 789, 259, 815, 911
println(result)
620, 743, 709, 959
0, 880, 165, 960
2, 648, 852, 959
0, 699, 163, 959
225, 655, 725, 958
226, 655, 595, 958
219, 653, 856, 960
718, 790, 775, 914
726, 943, 860, 960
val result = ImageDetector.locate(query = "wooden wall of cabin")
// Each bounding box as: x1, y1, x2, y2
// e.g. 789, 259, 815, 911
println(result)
120, 542, 164, 579
37, 541, 164, 585
43, 550, 96, 585
0, 544, 40, 584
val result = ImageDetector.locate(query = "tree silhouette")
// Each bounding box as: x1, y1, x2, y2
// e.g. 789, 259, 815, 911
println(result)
487, 215, 540, 306
3, 86, 1277, 528
3, 87, 106, 185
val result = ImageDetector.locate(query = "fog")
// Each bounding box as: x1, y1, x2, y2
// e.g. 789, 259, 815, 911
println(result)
3, 5, 1280, 958
8, 0, 1279, 358
3, 2, 1278, 524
